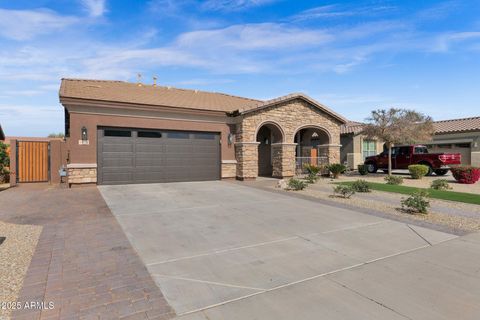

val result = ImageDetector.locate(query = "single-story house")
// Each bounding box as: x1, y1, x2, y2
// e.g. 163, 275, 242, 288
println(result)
59, 78, 347, 185
0, 125, 4, 141
340, 116, 480, 168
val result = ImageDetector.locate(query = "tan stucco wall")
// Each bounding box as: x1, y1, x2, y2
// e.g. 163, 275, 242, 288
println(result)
65, 107, 236, 183
66, 110, 235, 164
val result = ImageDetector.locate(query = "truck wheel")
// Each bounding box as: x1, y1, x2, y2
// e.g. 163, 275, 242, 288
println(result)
434, 169, 448, 176
366, 163, 377, 173
424, 165, 433, 176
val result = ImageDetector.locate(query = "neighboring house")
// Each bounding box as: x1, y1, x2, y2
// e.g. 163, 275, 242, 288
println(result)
340, 116, 480, 169
340, 121, 384, 169
59, 79, 347, 185
0, 124, 4, 141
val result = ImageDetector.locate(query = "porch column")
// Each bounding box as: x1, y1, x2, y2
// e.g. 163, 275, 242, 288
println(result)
234, 142, 259, 180
327, 144, 341, 164
272, 143, 297, 178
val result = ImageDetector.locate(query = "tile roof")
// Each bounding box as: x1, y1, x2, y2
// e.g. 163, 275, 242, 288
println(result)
433, 116, 480, 134
60, 78, 262, 113
59, 79, 347, 123
340, 116, 480, 135
340, 121, 365, 134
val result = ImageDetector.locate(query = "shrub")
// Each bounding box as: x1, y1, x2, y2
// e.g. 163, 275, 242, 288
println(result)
333, 185, 355, 198
450, 166, 480, 184
430, 179, 451, 190
401, 190, 430, 214
357, 164, 368, 175
0, 142, 9, 184
304, 164, 321, 183
287, 178, 308, 191
384, 175, 404, 185
327, 163, 347, 179
351, 180, 371, 192
408, 164, 429, 179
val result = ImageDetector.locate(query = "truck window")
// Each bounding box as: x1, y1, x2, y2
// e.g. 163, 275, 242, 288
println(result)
414, 146, 428, 154
398, 147, 410, 155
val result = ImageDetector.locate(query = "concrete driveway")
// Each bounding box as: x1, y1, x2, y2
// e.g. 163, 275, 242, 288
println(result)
99, 181, 480, 320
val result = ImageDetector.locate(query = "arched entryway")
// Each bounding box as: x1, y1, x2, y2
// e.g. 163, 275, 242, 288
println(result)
294, 126, 330, 172
256, 122, 284, 177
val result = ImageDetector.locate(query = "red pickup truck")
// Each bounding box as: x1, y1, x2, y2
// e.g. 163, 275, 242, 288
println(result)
364, 145, 461, 176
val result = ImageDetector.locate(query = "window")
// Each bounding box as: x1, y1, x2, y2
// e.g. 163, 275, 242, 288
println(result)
362, 140, 377, 160
193, 133, 216, 140
437, 144, 452, 149
168, 132, 189, 139
138, 131, 162, 138
414, 146, 428, 154
455, 143, 471, 148
104, 129, 131, 137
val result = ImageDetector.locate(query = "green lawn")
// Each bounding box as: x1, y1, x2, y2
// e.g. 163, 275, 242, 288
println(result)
336, 181, 480, 205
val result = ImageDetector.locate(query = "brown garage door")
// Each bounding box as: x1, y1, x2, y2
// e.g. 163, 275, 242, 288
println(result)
97, 128, 220, 185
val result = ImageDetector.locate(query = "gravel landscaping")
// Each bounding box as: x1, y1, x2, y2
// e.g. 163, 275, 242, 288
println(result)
267, 176, 480, 233
0, 221, 42, 320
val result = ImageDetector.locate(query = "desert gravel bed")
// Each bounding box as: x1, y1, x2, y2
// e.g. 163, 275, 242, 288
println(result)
0, 221, 42, 320
272, 177, 480, 233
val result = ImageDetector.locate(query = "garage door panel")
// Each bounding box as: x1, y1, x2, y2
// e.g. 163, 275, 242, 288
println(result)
98, 128, 220, 185
102, 143, 134, 153
102, 157, 135, 168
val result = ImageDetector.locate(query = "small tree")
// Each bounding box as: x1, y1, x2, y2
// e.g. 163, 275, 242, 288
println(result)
48, 133, 65, 138
362, 109, 434, 175
0, 141, 10, 175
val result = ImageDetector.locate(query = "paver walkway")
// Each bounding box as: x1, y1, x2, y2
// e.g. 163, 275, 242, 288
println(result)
0, 184, 174, 320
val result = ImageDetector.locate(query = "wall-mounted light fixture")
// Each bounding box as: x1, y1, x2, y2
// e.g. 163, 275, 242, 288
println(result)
228, 133, 234, 145
81, 126, 88, 141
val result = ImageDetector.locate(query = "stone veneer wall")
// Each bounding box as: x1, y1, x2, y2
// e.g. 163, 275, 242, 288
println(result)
67, 165, 97, 185
234, 143, 259, 179
235, 98, 343, 179
272, 144, 296, 178
221, 161, 237, 179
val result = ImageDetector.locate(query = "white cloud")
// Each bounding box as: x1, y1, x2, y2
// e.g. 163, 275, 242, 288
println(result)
292, 4, 396, 21
0, 8, 78, 40
176, 23, 332, 50
202, 0, 277, 11
81, 0, 107, 17
431, 31, 480, 52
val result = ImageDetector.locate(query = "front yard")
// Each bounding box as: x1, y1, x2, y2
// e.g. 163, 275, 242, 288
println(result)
270, 171, 480, 233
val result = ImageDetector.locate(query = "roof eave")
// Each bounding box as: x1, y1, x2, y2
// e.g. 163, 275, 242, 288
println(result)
240, 93, 347, 124
59, 96, 233, 117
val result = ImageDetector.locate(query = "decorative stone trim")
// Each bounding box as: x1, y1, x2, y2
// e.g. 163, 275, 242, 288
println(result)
234, 142, 260, 145
67, 163, 98, 168
67, 163, 97, 186
221, 160, 238, 164
221, 161, 237, 179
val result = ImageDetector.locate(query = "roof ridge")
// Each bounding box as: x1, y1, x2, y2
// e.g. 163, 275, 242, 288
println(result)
434, 116, 480, 123
61, 78, 263, 103
62, 78, 125, 83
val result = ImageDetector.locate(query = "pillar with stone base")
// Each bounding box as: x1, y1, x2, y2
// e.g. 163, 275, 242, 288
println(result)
234, 142, 259, 180
327, 145, 341, 164
272, 143, 297, 178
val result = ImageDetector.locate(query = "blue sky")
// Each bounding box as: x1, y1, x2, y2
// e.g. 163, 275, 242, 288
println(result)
0, 0, 479, 136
